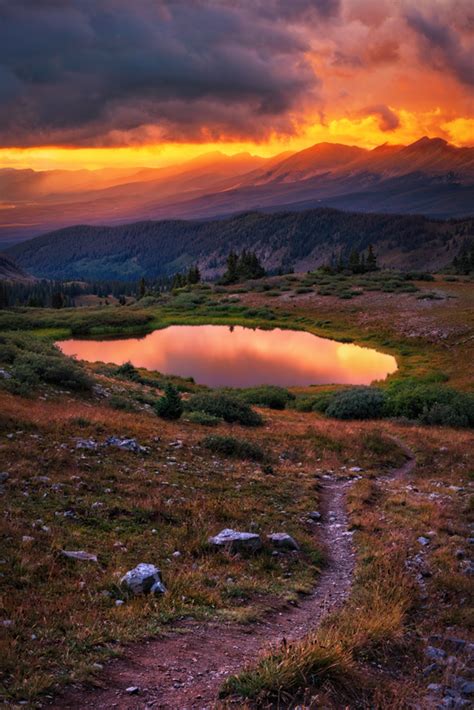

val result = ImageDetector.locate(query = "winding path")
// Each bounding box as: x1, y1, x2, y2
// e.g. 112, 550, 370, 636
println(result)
50, 448, 415, 709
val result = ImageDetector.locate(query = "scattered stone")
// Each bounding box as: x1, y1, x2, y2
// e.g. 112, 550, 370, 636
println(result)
61, 550, 98, 562
461, 681, 474, 696
418, 536, 431, 546
208, 528, 262, 554
115, 599, 125, 606
427, 684, 443, 693
1, 619, 14, 627
169, 440, 183, 448
423, 663, 439, 676
172, 551, 181, 558
106, 436, 149, 454
308, 511, 321, 521
0, 368, 12, 379
0, 472, 9, 484
75, 438, 98, 450
267, 533, 300, 551
426, 646, 447, 661
125, 686, 139, 695
120, 563, 166, 595
22, 535, 34, 543
349, 466, 362, 472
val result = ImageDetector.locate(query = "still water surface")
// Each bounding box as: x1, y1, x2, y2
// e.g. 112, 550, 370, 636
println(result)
57, 324, 397, 388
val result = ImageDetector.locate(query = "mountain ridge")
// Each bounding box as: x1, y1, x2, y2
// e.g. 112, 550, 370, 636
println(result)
1, 137, 473, 246
7, 207, 474, 281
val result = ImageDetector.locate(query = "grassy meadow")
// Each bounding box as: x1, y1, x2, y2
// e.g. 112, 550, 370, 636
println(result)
0, 269, 473, 706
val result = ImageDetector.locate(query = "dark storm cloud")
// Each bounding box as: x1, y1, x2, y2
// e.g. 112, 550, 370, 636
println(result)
406, 9, 474, 87
0, 0, 328, 146
363, 105, 400, 131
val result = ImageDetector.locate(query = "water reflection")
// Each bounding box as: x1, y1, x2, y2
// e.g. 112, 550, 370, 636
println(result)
57, 324, 397, 388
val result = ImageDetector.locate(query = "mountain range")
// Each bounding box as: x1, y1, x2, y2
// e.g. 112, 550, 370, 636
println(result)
1, 137, 473, 248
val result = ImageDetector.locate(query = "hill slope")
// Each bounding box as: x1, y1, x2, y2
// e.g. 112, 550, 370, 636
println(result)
0, 253, 36, 282
7, 209, 474, 281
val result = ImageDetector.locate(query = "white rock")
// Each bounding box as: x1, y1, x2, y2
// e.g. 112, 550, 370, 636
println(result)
208, 528, 262, 554
120, 563, 166, 595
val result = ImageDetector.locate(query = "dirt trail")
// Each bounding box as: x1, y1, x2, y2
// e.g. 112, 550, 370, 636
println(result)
49, 450, 415, 710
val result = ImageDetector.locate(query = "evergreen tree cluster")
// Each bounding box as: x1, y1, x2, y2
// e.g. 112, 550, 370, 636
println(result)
0, 274, 177, 309
324, 244, 378, 274
171, 265, 201, 289
220, 249, 265, 284
453, 240, 474, 274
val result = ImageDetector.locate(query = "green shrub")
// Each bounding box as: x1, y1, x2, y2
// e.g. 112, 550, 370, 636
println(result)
155, 383, 183, 420
185, 411, 222, 426
311, 391, 336, 414
109, 394, 136, 411
202, 435, 265, 461
115, 361, 140, 381
326, 387, 387, 420
186, 392, 263, 426
11, 352, 92, 391
385, 380, 474, 427
238, 385, 295, 410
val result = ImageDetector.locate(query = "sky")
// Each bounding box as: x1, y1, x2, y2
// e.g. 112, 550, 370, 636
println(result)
0, 0, 472, 171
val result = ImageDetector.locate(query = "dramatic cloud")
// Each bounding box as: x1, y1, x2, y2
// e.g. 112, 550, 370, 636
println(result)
0, 0, 471, 152
406, 9, 474, 86
0, 0, 326, 146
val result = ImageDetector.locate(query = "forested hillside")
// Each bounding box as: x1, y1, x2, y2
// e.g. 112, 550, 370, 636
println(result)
8, 208, 474, 280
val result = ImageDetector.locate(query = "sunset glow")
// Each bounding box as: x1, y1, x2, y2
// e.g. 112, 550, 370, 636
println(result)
0, 1, 472, 172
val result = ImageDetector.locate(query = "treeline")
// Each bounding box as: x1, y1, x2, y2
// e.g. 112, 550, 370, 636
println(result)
323, 244, 378, 274
452, 239, 474, 274
220, 249, 265, 284
0, 275, 176, 309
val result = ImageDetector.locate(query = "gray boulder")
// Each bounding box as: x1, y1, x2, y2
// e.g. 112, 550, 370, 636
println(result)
267, 532, 300, 551
308, 511, 321, 521
120, 563, 166, 595
208, 528, 262, 554
106, 436, 149, 454
62, 550, 98, 562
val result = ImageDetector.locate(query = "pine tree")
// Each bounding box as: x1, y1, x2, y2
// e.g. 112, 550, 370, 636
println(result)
366, 243, 378, 271
221, 250, 239, 284
155, 383, 183, 420
51, 290, 64, 309
348, 249, 360, 273
138, 277, 146, 298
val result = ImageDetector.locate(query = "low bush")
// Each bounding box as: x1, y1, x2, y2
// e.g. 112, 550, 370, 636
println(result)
155, 383, 183, 420
109, 394, 137, 411
237, 385, 295, 410
310, 391, 336, 414
186, 392, 263, 426
9, 349, 93, 392
185, 411, 222, 426
326, 387, 387, 420
385, 380, 474, 427
115, 361, 140, 381
202, 435, 265, 461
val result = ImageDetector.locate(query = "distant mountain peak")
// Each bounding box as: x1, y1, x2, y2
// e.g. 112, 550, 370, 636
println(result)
407, 136, 449, 150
